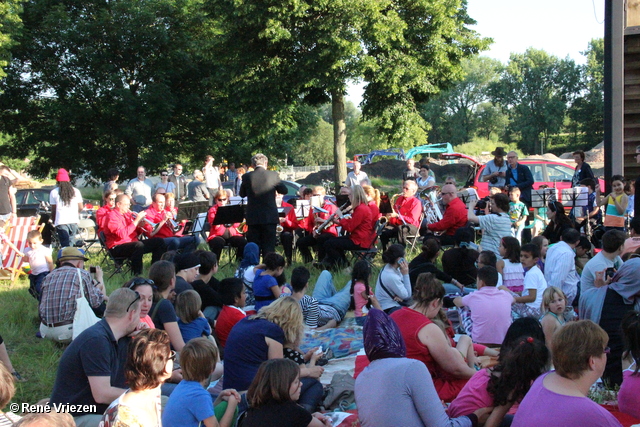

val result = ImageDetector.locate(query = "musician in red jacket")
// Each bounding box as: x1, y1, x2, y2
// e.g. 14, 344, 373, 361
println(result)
423, 184, 468, 246
380, 180, 422, 251
206, 190, 247, 262
296, 186, 338, 263
103, 194, 166, 275
319, 185, 374, 270
144, 193, 197, 254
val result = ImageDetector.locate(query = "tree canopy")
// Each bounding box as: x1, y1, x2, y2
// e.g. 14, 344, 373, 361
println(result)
0, 0, 22, 80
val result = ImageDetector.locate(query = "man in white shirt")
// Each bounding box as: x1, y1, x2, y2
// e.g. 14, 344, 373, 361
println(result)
580, 229, 625, 293
545, 228, 581, 306
125, 166, 154, 210
345, 161, 369, 187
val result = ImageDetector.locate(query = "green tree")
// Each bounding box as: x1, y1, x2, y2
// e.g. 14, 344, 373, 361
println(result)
421, 56, 502, 144
475, 102, 509, 140
0, 0, 22, 80
489, 49, 581, 154
567, 38, 604, 147
209, 0, 490, 189
0, 0, 225, 182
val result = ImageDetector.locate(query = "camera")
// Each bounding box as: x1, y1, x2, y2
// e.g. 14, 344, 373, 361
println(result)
605, 267, 615, 279
489, 176, 498, 184
476, 197, 490, 210
90, 266, 97, 273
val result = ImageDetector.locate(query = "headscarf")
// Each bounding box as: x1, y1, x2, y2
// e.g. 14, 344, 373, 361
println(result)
363, 309, 406, 361
239, 242, 260, 269
579, 257, 640, 324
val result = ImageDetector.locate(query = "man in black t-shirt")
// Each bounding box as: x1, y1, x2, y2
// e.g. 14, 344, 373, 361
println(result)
49, 289, 141, 427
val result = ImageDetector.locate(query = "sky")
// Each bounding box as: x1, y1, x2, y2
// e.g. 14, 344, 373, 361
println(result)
346, 0, 606, 106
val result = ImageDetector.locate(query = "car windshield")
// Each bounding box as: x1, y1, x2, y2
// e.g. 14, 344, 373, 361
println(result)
546, 164, 574, 182
23, 190, 50, 205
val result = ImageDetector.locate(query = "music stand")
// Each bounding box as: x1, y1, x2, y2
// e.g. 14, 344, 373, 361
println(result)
278, 206, 293, 218
457, 188, 479, 210
229, 196, 246, 206
310, 195, 323, 208
295, 200, 310, 219
560, 187, 588, 209
211, 204, 245, 226
531, 188, 558, 209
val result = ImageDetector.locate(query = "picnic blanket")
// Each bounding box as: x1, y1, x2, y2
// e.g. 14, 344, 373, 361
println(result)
300, 317, 364, 360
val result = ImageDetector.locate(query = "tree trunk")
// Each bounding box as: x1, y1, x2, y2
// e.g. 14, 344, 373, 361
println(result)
331, 90, 347, 193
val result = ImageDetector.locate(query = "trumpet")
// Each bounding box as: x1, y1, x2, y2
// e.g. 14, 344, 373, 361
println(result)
131, 211, 160, 231
314, 202, 349, 235
276, 225, 284, 233
388, 193, 407, 225
236, 221, 248, 234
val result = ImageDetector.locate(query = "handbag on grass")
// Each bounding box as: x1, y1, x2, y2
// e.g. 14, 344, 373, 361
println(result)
72, 268, 100, 340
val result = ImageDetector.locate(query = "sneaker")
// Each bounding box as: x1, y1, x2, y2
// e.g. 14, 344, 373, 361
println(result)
12, 371, 26, 382
35, 331, 42, 339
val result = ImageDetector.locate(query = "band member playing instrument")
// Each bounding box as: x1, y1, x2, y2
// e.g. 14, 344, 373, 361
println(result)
144, 193, 197, 253
362, 185, 381, 229
275, 193, 298, 265
319, 185, 374, 270
96, 189, 119, 230
422, 184, 469, 247
380, 180, 422, 251
103, 194, 167, 275
296, 186, 338, 263
206, 190, 247, 261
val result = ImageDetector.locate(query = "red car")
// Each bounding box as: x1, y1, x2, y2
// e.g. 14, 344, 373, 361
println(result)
440, 153, 605, 200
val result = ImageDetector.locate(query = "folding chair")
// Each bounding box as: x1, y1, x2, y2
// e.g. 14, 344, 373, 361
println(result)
1, 216, 40, 283
97, 231, 133, 279
348, 219, 382, 267
404, 212, 425, 257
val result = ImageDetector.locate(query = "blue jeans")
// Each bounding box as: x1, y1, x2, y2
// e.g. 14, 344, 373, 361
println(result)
56, 223, 79, 247
443, 283, 476, 296
164, 235, 197, 253
312, 270, 351, 319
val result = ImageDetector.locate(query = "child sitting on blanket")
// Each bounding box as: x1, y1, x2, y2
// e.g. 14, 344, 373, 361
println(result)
501, 244, 547, 320
290, 266, 350, 330
252, 252, 286, 311
454, 266, 514, 346
349, 260, 381, 319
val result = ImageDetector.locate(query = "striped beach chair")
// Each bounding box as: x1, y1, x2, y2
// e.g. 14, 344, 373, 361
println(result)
0, 216, 40, 284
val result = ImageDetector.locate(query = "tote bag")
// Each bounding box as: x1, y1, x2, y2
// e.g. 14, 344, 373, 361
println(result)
72, 269, 100, 340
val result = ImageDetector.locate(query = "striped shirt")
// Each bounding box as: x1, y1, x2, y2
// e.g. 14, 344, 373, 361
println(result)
478, 212, 512, 258
298, 295, 340, 328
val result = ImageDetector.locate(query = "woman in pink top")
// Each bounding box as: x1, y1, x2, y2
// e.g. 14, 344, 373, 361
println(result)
124, 277, 156, 329
448, 335, 549, 426
618, 311, 640, 418
349, 260, 381, 320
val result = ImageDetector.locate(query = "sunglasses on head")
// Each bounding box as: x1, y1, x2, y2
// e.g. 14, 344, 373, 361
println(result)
128, 277, 156, 290
127, 291, 141, 312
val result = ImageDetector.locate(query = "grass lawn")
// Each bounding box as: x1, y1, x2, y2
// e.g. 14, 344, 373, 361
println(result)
0, 244, 381, 412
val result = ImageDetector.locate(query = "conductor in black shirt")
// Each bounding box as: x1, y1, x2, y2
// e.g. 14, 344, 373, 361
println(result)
239, 153, 287, 256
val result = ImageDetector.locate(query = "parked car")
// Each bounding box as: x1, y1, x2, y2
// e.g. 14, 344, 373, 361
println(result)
440, 153, 605, 200
15, 188, 52, 218
221, 179, 302, 202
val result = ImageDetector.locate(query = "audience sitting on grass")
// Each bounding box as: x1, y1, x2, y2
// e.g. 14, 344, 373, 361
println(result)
39, 247, 107, 343
409, 238, 464, 294
540, 286, 568, 351
252, 252, 286, 311
441, 227, 479, 287
49, 288, 141, 427
24, 229, 53, 301
242, 359, 331, 427
190, 251, 224, 323
173, 252, 201, 296
355, 309, 489, 427
148, 260, 185, 352
580, 229, 625, 293
214, 278, 247, 348
349, 260, 381, 321
290, 267, 351, 330
100, 329, 172, 426
123, 277, 156, 329
505, 243, 547, 319
453, 266, 514, 346
163, 338, 240, 427
176, 290, 212, 343
391, 272, 477, 402
511, 320, 622, 427
223, 297, 323, 412
375, 244, 411, 314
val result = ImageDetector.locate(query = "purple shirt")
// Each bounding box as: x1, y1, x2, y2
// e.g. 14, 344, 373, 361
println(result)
512, 373, 622, 427
460, 286, 514, 345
